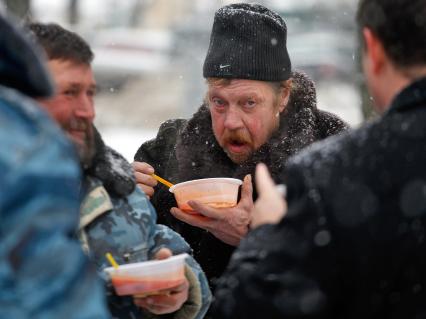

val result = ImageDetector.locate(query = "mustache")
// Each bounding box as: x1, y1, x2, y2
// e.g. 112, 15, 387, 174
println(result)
222, 130, 251, 145
68, 118, 90, 131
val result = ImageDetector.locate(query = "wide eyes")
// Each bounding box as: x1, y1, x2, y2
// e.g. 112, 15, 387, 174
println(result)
245, 100, 256, 108
211, 97, 257, 109
212, 97, 225, 108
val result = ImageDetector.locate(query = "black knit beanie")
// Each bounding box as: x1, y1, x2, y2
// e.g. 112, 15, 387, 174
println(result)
203, 3, 291, 81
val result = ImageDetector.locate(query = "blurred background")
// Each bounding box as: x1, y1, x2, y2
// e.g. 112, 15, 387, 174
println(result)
2, 0, 373, 161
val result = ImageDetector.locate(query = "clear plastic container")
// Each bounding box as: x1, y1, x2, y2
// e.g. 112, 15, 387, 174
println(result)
104, 253, 188, 296
169, 178, 242, 213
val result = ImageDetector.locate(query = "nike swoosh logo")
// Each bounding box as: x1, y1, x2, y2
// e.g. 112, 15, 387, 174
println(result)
219, 64, 231, 69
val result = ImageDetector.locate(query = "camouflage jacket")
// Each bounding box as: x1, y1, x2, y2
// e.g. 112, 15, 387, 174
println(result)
79, 135, 211, 319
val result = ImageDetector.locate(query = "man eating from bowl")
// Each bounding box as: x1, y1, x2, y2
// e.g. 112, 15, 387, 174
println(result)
133, 3, 348, 289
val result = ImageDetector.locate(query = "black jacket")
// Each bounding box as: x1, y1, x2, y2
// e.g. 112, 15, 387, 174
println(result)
212, 77, 426, 318
134, 71, 347, 288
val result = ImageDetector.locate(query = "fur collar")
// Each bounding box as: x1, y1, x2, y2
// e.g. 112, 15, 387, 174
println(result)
174, 71, 330, 185
85, 126, 135, 197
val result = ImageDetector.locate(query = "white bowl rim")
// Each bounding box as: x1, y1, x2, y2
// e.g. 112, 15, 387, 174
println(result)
169, 177, 243, 193
104, 253, 189, 274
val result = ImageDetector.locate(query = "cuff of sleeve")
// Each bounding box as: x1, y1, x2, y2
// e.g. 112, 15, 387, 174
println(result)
171, 264, 203, 319
143, 264, 203, 319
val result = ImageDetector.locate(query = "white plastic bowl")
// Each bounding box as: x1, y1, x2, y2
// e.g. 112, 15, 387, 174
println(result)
104, 253, 188, 296
169, 177, 242, 213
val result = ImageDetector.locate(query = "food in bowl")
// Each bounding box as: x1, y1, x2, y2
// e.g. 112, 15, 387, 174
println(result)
169, 177, 242, 213
104, 253, 188, 296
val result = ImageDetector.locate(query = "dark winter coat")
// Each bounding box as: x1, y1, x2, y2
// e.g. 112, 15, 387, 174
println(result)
134, 71, 348, 287
212, 77, 426, 319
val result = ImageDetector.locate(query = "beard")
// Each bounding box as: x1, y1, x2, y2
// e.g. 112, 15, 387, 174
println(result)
66, 118, 95, 169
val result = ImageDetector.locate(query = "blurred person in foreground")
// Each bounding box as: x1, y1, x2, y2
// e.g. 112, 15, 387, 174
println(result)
29, 22, 211, 319
133, 3, 347, 288
212, 0, 426, 318
0, 15, 109, 319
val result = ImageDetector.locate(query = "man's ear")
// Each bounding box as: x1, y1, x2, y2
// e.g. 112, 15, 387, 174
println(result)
363, 27, 386, 75
278, 79, 292, 113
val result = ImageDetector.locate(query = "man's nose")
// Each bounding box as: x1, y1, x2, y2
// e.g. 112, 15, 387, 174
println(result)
74, 95, 95, 120
223, 106, 244, 130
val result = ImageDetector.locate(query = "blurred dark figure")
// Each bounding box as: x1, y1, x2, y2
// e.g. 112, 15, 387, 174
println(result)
0, 14, 109, 319
212, 0, 426, 318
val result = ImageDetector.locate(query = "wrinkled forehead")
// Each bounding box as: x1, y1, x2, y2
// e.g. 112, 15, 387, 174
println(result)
209, 78, 271, 89
47, 59, 96, 86
207, 78, 278, 97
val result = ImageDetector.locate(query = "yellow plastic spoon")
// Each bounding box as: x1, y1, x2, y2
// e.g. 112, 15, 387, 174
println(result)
152, 173, 174, 188
105, 252, 119, 269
